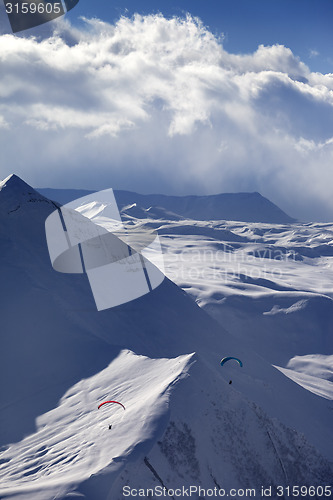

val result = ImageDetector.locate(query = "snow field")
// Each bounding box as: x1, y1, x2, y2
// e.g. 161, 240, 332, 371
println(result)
0, 350, 194, 497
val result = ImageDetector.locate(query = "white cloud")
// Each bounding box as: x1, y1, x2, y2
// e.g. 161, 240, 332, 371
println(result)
0, 14, 333, 221
0, 115, 9, 128
309, 49, 320, 59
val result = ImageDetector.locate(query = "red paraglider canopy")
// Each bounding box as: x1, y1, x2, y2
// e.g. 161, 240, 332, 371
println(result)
98, 400, 126, 410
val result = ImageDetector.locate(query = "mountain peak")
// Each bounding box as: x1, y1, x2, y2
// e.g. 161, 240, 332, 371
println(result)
0, 173, 34, 192
0, 173, 53, 214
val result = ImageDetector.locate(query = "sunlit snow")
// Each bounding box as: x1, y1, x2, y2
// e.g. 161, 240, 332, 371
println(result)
1, 176, 332, 498
0, 350, 193, 498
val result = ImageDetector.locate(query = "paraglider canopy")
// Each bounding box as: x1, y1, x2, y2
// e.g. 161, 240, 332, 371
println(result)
98, 400, 126, 410
220, 357, 243, 368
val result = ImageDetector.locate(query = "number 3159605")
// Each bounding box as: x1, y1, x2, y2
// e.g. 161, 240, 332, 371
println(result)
5, 3, 62, 14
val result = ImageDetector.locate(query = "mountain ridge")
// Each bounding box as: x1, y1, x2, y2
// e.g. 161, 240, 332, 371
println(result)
37, 186, 296, 223
0, 174, 331, 499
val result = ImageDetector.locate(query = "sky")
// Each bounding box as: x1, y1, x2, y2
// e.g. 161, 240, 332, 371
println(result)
0, 0, 333, 221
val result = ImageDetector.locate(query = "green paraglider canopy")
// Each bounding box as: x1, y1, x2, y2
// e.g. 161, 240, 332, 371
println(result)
220, 357, 243, 367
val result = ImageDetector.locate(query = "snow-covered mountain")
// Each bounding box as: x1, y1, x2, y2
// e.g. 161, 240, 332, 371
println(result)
0, 174, 332, 499
38, 188, 296, 223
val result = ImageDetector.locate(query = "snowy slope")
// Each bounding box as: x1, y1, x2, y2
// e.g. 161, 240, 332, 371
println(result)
0, 175, 332, 499
0, 350, 194, 499
37, 188, 295, 223
157, 217, 333, 394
